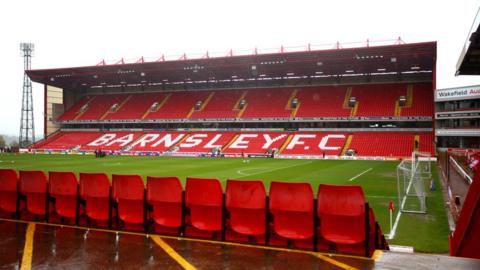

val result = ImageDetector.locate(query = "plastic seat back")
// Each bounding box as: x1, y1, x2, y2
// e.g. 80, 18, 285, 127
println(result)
0, 169, 19, 213
49, 171, 78, 218
112, 174, 145, 224
147, 176, 183, 228
186, 177, 223, 231
79, 173, 111, 221
317, 184, 366, 244
226, 179, 266, 235
317, 184, 365, 216
269, 181, 314, 239
19, 170, 48, 215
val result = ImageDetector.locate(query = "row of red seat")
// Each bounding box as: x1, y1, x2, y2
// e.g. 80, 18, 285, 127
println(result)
58, 83, 433, 121
0, 169, 388, 256
32, 131, 434, 157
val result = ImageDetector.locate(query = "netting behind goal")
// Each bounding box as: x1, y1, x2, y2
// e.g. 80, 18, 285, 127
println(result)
396, 151, 432, 214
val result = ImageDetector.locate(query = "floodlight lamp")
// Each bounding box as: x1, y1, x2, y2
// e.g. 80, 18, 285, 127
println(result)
20, 43, 35, 57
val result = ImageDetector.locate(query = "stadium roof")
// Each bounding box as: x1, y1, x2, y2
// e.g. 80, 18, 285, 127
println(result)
27, 40, 436, 90
457, 8, 480, 75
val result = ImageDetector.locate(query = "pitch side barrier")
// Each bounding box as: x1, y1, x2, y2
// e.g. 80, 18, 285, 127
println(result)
24, 149, 437, 162
28, 131, 435, 159
449, 172, 480, 259
0, 169, 389, 257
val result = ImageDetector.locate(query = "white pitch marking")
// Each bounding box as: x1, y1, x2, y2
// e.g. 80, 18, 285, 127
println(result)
389, 245, 414, 253
388, 210, 402, 240
236, 161, 312, 178
365, 195, 396, 199
348, 168, 373, 181
388, 171, 416, 240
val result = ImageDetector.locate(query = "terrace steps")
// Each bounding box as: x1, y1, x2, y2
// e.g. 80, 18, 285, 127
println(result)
341, 135, 353, 156
100, 95, 132, 120
74, 96, 96, 120
142, 93, 171, 119
278, 134, 294, 154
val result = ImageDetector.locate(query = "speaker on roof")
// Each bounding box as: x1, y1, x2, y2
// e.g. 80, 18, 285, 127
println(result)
348, 96, 357, 108
399, 96, 406, 106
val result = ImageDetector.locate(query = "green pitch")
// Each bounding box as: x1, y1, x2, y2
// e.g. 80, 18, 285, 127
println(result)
0, 153, 449, 253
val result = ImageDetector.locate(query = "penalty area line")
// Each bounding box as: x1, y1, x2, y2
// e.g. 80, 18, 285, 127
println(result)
348, 168, 373, 182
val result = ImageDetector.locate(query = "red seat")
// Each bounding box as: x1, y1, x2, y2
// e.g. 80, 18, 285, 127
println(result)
79, 173, 111, 222
49, 171, 79, 219
0, 169, 19, 215
185, 177, 223, 233
317, 184, 366, 245
269, 181, 314, 240
112, 174, 145, 225
226, 180, 266, 236
147, 176, 183, 230
19, 170, 49, 216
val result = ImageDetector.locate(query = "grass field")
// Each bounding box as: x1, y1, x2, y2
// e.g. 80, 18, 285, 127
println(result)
0, 153, 449, 253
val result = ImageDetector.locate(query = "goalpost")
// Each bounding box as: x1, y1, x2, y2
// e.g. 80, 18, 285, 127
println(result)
396, 151, 432, 214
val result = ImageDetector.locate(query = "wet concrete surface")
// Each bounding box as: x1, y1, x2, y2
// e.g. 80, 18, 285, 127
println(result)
0, 221, 26, 269
375, 251, 480, 270
0, 219, 479, 270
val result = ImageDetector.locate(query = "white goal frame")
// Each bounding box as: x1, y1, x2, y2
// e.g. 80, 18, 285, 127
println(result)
396, 151, 432, 214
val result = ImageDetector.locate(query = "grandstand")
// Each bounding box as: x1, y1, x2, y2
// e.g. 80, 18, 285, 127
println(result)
3, 39, 461, 268
26, 41, 436, 160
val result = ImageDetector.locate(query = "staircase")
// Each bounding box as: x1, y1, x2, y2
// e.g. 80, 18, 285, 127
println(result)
342, 87, 353, 109
396, 85, 413, 116
142, 93, 171, 119
187, 92, 215, 119
286, 89, 300, 118
100, 95, 132, 120
235, 91, 248, 118
350, 102, 359, 117
414, 135, 420, 152
278, 134, 294, 154
342, 87, 358, 117
341, 135, 353, 156
222, 134, 239, 152
74, 96, 96, 120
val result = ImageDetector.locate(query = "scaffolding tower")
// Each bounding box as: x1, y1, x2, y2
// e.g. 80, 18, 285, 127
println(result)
19, 43, 35, 148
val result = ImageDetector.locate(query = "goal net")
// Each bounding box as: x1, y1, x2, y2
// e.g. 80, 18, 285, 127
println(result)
396, 151, 432, 214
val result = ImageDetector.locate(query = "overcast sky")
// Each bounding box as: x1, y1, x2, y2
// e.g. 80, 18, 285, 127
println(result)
0, 0, 479, 138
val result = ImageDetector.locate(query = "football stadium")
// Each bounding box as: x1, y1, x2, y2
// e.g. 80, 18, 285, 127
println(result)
1, 2, 480, 269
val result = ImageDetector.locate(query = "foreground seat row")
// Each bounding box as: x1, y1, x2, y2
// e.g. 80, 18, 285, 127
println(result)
0, 169, 388, 257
